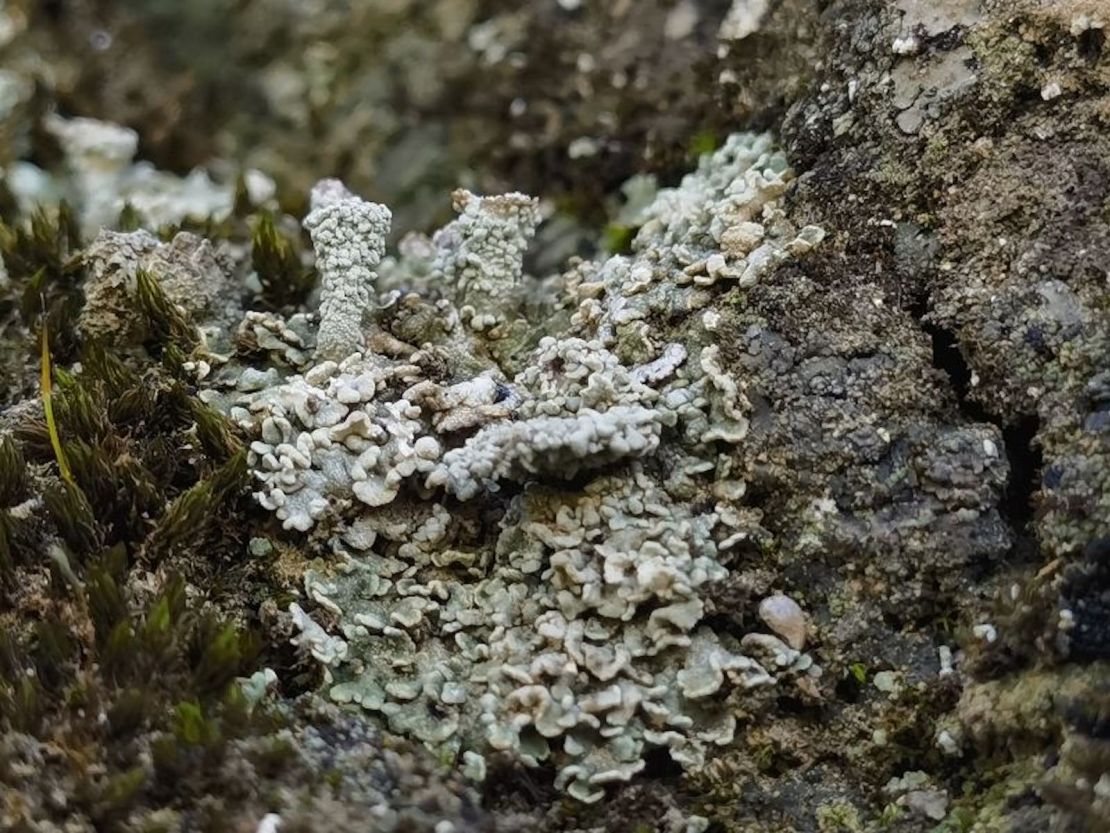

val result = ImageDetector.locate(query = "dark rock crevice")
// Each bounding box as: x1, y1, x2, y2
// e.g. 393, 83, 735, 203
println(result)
907, 298, 1043, 555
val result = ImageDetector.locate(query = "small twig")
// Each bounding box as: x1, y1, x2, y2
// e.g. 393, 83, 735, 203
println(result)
39, 305, 74, 484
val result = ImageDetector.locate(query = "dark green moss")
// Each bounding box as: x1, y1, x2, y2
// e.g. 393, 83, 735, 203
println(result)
251, 211, 314, 309
44, 479, 101, 555
1, 524, 288, 828
232, 172, 253, 219
602, 223, 637, 255
0, 178, 19, 224
183, 391, 244, 459
86, 545, 130, 643
148, 449, 247, 556
1, 203, 85, 360
686, 128, 720, 159
82, 767, 149, 827
118, 202, 144, 232
0, 513, 14, 576
0, 436, 27, 505
82, 341, 142, 397
135, 267, 199, 351
0, 202, 81, 287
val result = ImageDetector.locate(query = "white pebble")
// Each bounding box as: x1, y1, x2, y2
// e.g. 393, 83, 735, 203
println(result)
758, 593, 807, 650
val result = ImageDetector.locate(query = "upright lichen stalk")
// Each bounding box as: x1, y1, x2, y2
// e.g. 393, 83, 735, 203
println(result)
431, 189, 541, 330
303, 179, 392, 362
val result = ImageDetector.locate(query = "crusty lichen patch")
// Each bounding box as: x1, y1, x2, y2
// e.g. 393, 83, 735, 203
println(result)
196, 133, 831, 802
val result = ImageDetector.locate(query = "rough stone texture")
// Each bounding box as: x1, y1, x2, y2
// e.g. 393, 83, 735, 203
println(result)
80, 228, 239, 344
711, 0, 1110, 829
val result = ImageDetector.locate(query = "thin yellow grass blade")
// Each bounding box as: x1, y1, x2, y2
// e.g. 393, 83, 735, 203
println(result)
40, 316, 74, 484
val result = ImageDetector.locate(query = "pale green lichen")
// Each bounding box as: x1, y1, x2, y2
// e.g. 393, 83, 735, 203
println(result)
299, 466, 806, 802
39, 113, 263, 235
429, 189, 542, 330
210, 132, 827, 802
303, 179, 392, 362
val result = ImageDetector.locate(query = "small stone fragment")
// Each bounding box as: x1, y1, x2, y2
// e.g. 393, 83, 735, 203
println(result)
758, 594, 807, 650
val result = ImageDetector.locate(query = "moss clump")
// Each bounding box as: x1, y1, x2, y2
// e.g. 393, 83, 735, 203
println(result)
135, 267, 201, 352
0, 436, 27, 506
815, 800, 863, 833
251, 211, 314, 310
11, 334, 248, 568
0, 202, 85, 360
602, 223, 637, 255
0, 554, 278, 833
149, 450, 249, 556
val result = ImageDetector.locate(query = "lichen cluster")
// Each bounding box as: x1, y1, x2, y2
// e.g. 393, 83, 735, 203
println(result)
185, 132, 828, 801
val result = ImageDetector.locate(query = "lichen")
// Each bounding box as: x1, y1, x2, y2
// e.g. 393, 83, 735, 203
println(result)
212, 133, 828, 803
429, 189, 541, 331
303, 179, 392, 362
298, 465, 816, 803
41, 113, 252, 235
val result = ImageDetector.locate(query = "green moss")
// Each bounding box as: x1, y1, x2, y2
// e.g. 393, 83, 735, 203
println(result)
185, 394, 244, 459
602, 223, 636, 255
1, 203, 86, 360
86, 546, 130, 643
84, 767, 149, 826
0, 512, 14, 576
118, 202, 143, 232
174, 700, 222, 746
0, 202, 82, 288
232, 173, 253, 218
135, 267, 199, 351
1, 530, 288, 826
54, 366, 112, 441
0, 226, 300, 826
31, 620, 76, 691
921, 133, 953, 174
815, 799, 863, 833
81, 342, 142, 397
66, 438, 162, 542
871, 157, 916, 190
251, 211, 314, 309
876, 803, 903, 829
0, 673, 46, 733
191, 617, 259, 697
107, 687, 153, 737
0, 177, 18, 224
44, 479, 101, 555
149, 449, 247, 556
687, 128, 720, 159
0, 436, 27, 505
